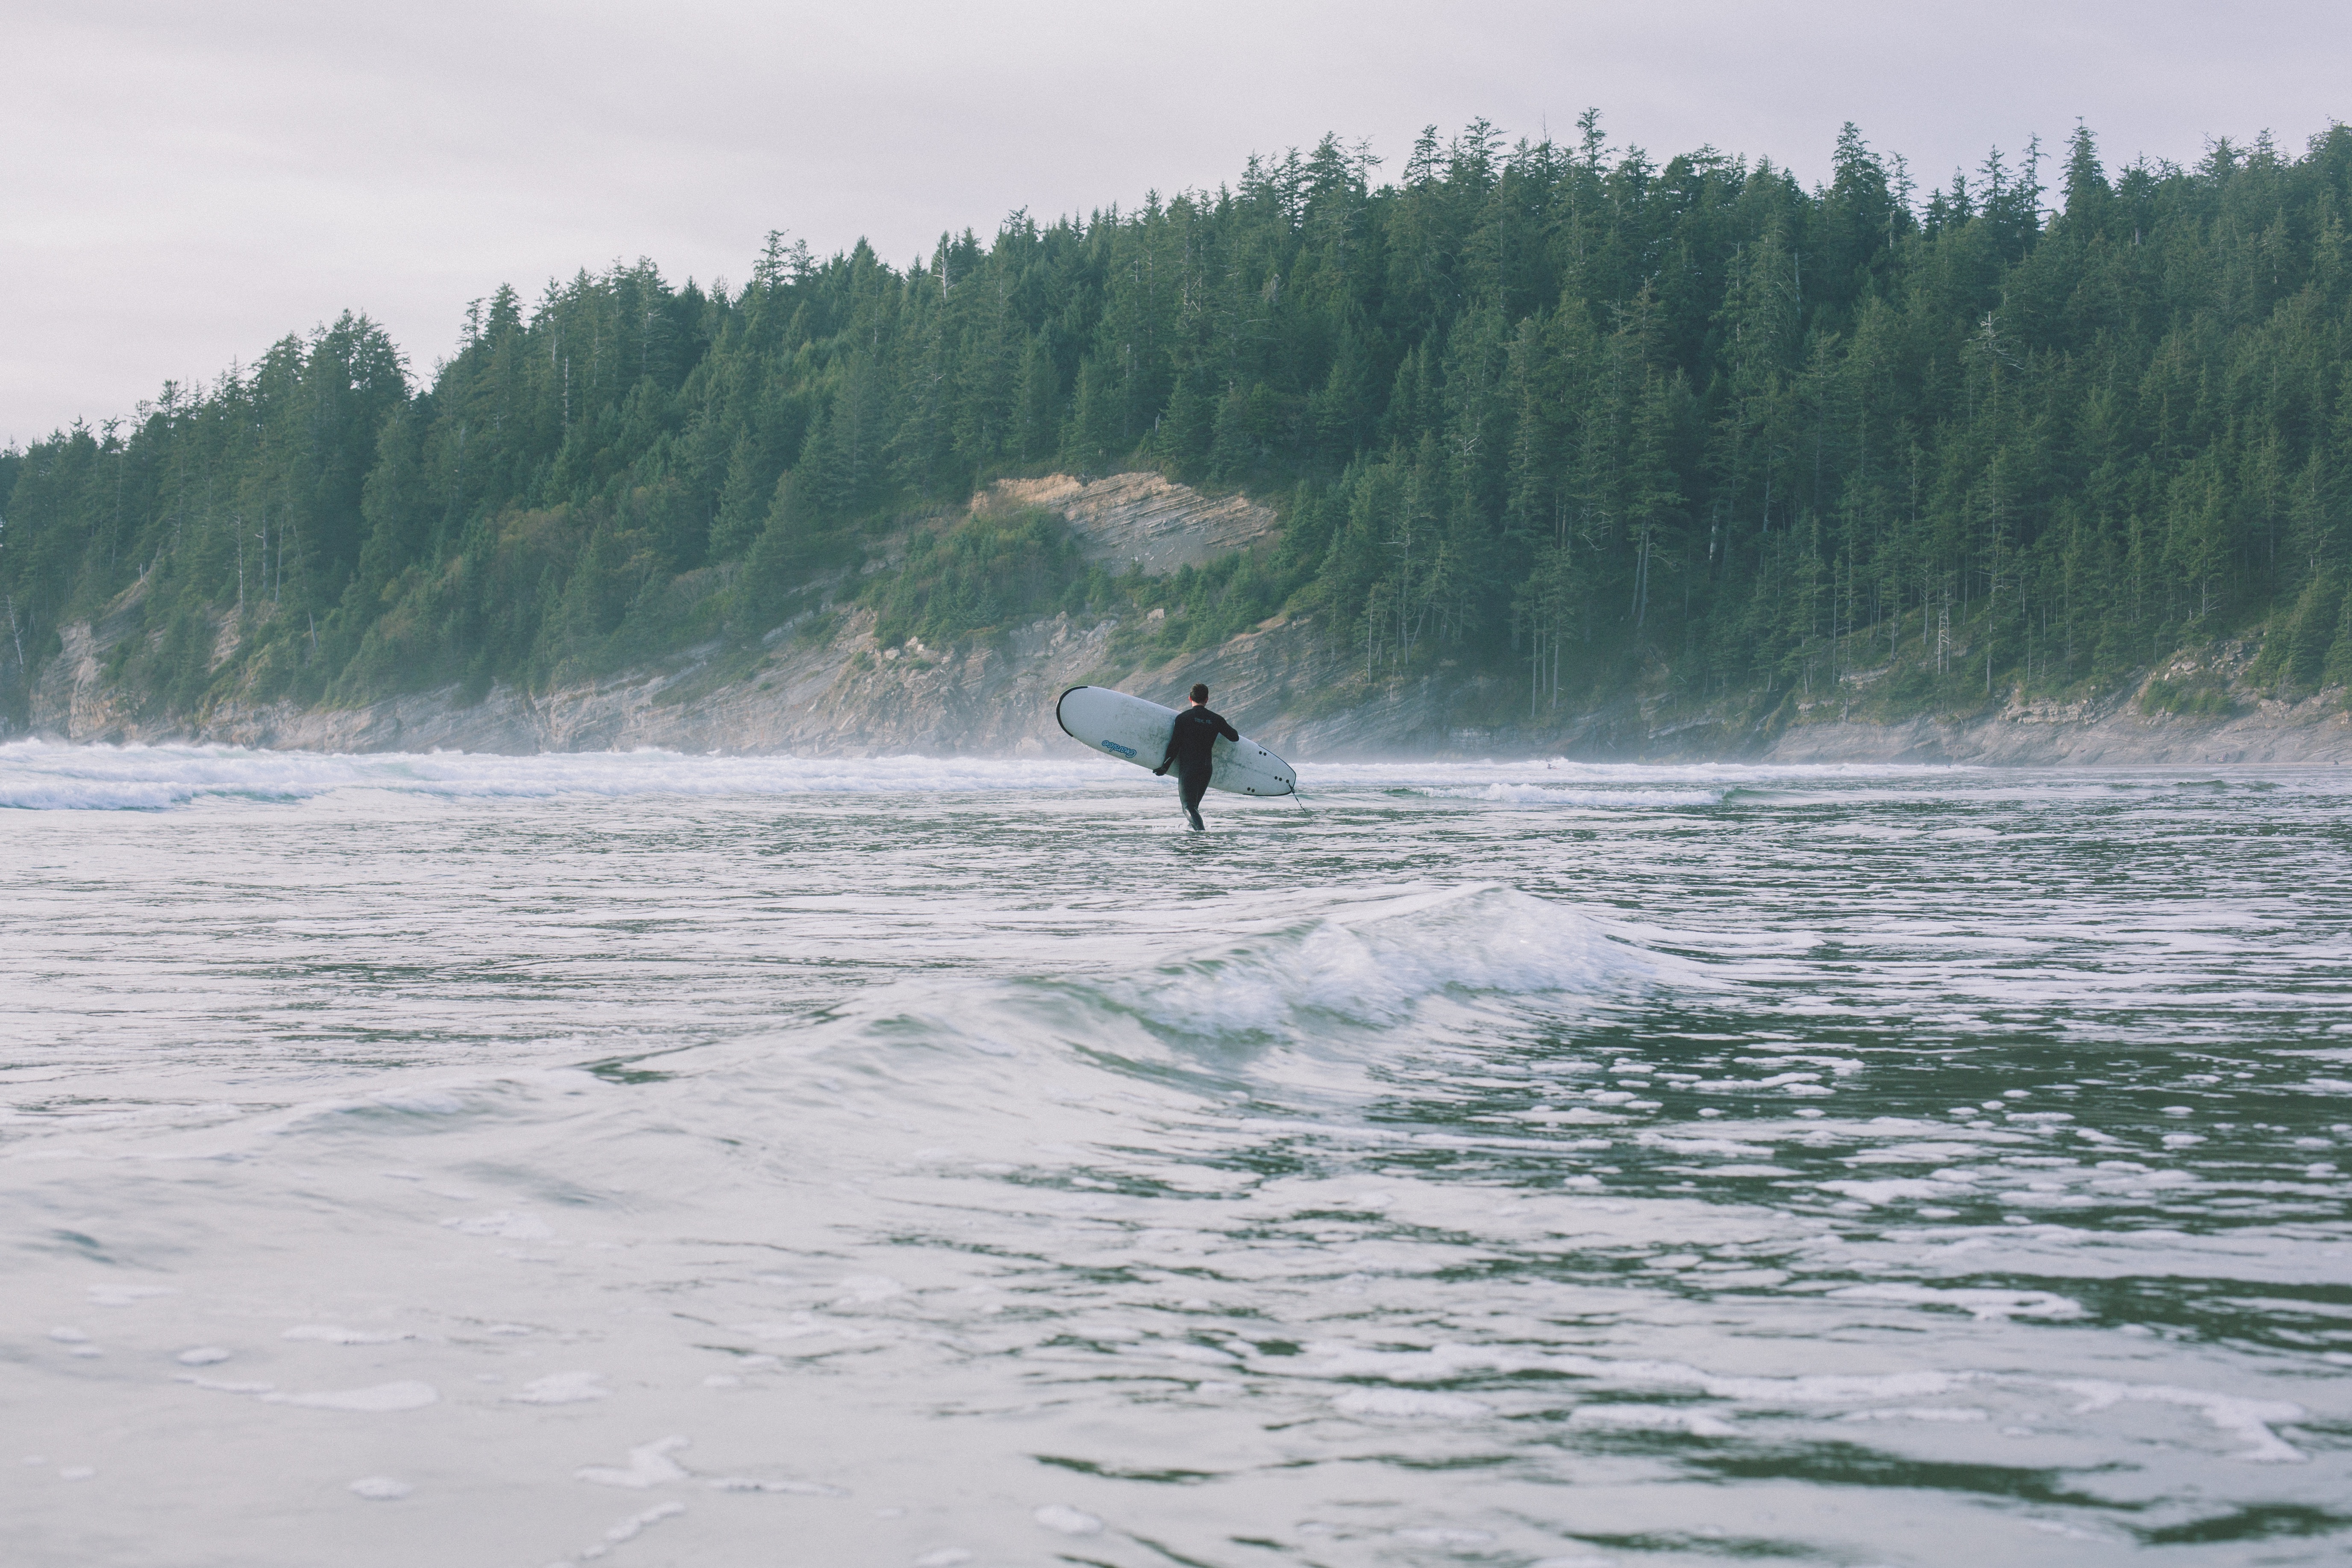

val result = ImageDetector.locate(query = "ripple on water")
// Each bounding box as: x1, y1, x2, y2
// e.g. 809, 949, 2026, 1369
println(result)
2, 754, 2348, 1565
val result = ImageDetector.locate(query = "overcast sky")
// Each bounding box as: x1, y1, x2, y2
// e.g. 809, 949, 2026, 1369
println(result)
7, 0, 2346, 446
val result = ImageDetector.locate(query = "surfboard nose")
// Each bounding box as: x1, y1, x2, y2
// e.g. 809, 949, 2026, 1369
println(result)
1054, 685, 1095, 740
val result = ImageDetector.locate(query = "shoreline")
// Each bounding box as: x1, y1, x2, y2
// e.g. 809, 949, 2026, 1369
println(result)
21, 599, 2352, 769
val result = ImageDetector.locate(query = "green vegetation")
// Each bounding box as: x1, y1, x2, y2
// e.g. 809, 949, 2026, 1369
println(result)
2139, 674, 2235, 716
6, 115, 2352, 733
866, 507, 1089, 651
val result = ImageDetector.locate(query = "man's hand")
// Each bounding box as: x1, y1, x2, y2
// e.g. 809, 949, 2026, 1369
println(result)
1152, 765, 1169, 777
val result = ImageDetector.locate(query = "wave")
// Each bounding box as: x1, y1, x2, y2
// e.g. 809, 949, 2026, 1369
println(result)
777, 885, 1656, 1120
0, 880, 1659, 1169
1419, 783, 1725, 807
0, 739, 1137, 810
0, 738, 1971, 812
1094, 882, 1645, 1035
1311, 759, 1964, 786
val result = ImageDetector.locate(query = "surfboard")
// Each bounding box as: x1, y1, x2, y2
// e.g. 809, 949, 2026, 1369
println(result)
1055, 685, 1298, 797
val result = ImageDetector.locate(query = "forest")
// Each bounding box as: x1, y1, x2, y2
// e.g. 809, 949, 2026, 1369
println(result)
4, 114, 2350, 735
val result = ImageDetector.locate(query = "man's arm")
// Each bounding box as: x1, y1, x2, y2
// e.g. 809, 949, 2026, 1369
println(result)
1154, 718, 1179, 776
1216, 714, 1239, 743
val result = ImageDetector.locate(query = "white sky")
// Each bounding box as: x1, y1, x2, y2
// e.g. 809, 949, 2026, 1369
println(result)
7, 0, 2346, 445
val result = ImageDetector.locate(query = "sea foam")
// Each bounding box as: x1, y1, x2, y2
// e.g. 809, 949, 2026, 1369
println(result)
1, 737, 1967, 811
1105, 883, 1646, 1036
0, 738, 1134, 810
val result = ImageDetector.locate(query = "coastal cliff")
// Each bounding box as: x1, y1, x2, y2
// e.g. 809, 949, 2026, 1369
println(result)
25, 472, 2352, 766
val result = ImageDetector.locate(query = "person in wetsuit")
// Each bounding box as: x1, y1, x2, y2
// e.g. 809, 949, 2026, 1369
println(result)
1153, 682, 1239, 831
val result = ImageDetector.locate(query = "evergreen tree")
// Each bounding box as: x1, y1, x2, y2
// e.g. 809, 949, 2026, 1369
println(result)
10, 116, 2352, 734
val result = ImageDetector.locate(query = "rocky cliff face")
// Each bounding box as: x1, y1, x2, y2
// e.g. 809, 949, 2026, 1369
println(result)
974, 471, 1280, 576
27, 598, 1401, 759
22, 472, 2352, 765
23, 471, 1396, 759
1752, 655, 2352, 766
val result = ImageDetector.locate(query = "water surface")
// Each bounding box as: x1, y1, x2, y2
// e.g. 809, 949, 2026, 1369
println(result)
3, 740, 2348, 1567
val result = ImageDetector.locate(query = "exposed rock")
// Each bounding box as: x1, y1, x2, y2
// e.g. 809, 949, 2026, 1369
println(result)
973, 472, 1279, 576
1757, 686, 2352, 765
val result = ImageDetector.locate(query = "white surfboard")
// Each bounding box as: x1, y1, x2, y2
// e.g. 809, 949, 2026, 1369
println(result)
1056, 685, 1297, 797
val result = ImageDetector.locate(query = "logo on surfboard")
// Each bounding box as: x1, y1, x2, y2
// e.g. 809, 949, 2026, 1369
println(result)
1100, 740, 1137, 758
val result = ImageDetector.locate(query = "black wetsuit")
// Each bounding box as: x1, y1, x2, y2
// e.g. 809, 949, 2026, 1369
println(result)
1157, 705, 1239, 828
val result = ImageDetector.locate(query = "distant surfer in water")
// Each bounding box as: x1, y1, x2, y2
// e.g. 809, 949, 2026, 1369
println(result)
1154, 682, 1239, 831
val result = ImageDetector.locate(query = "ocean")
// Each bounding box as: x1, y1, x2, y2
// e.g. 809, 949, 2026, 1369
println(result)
3, 739, 2347, 1566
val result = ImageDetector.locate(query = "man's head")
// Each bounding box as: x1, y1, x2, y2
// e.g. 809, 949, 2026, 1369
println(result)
1189, 683, 1209, 705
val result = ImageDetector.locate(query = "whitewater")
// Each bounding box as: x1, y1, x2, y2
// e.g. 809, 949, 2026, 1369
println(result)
3, 738, 2348, 1567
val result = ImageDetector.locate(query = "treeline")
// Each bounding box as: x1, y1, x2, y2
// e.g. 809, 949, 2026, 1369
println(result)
5, 115, 2352, 732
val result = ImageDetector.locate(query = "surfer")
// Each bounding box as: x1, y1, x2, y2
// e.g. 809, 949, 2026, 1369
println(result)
1154, 683, 1239, 831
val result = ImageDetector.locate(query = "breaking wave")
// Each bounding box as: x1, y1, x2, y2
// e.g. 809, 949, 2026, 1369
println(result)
2, 739, 1977, 813
1095, 882, 1644, 1034
1419, 783, 1725, 806
772, 884, 1654, 1118
0, 739, 1135, 810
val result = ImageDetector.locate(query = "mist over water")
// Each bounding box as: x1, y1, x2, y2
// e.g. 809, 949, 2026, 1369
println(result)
4, 743, 2349, 1567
